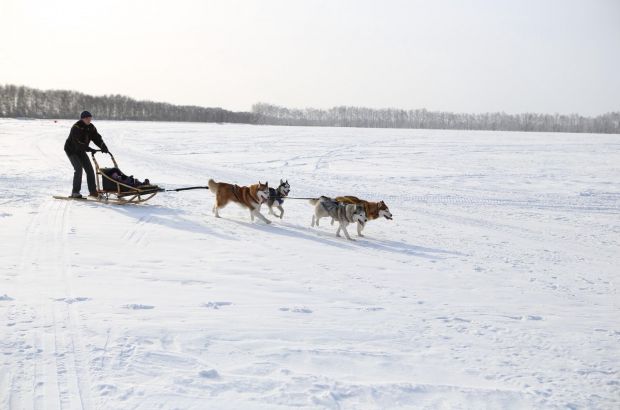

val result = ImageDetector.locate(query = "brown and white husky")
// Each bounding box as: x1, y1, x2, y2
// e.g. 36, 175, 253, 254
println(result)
208, 179, 271, 224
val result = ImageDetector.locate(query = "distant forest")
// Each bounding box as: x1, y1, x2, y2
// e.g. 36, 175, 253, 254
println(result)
252, 103, 620, 134
1, 84, 619, 133
0, 84, 254, 124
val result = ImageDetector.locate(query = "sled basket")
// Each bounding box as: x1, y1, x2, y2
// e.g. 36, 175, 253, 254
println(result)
91, 151, 162, 203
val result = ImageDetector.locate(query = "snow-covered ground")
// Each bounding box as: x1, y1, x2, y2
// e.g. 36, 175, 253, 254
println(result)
0, 118, 618, 409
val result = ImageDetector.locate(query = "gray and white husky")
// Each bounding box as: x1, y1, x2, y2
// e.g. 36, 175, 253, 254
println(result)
309, 196, 367, 240
263, 179, 290, 219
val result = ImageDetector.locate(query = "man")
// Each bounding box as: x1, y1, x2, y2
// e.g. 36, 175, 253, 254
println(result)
64, 111, 110, 198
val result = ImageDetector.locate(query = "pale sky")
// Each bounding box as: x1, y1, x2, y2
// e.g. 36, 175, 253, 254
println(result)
1, 0, 618, 115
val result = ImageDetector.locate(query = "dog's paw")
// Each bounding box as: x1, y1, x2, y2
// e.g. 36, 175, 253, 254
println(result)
265, 220, 272, 224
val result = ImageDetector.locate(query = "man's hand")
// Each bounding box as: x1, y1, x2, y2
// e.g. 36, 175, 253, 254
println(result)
101, 144, 109, 154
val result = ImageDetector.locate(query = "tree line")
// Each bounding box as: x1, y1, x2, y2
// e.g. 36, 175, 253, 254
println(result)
1, 84, 618, 133
0, 84, 254, 124
252, 103, 620, 134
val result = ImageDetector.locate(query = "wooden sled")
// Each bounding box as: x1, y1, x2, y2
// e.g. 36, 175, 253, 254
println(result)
91, 150, 162, 204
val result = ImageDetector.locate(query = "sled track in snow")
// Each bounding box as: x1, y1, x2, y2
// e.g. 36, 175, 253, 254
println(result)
4, 200, 95, 410
121, 214, 153, 246
53, 200, 94, 410
3, 200, 47, 410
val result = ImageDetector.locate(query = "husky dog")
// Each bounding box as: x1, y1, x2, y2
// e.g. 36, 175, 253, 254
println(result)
309, 196, 367, 240
208, 179, 271, 224
264, 179, 290, 219
332, 196, 393, 237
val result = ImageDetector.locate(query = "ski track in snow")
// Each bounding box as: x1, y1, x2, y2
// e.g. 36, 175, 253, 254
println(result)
0, 119, 619, 409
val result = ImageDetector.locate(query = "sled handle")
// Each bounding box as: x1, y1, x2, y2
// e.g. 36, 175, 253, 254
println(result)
90, 149, 112, 156
90, 149, 118, 168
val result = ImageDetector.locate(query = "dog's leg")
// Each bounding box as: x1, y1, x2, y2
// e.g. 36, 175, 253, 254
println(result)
268, 205, 276, 216
330, 218, 335, 225
253, 209, 271, 224
340, 223, 354, 241
213, 204, 221, 218
315, 216, 320, 226
357, 222, 365, 237
277, 205, 284, 219
336, 224, 341, 237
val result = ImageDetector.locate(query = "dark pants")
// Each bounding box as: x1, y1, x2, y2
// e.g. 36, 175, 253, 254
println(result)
67, 151, 96, 194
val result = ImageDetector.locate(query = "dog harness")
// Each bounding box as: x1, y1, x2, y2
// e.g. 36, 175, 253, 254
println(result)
232, 184, 261, 205
321, 199, 355, 223
269, 187, 285, 205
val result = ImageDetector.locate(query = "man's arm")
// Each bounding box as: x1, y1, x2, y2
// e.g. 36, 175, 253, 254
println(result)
90, 126, 109, 153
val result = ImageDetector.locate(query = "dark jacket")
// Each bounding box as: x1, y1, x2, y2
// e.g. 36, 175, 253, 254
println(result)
64, 120, 107, 154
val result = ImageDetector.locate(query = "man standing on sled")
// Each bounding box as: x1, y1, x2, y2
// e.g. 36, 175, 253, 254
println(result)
64, 111, 110, 198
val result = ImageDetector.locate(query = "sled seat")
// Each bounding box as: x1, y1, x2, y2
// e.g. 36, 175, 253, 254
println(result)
100, 167, 160, 195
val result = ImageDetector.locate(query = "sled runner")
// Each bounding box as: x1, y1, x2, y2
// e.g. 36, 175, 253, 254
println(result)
52, 195, 134, 205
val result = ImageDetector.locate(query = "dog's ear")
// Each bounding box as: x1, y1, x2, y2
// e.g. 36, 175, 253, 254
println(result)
280, 178, 283, 184
265, 181, 268, 186
286, 179, 288, 184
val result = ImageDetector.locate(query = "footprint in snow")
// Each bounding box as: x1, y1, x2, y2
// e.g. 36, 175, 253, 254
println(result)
96, 384, 118, 396
508, 315, 543, 321
280, 307, 312, 314
0, 294, 14, 301
201, 301, 232, 309
123, 304, 155, 310
54, 297, 90, 304
364, 307, 384, 311
436, 316, 471, 323
198, 369, 219, 379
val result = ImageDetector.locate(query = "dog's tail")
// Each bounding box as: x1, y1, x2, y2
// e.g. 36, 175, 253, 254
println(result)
207, 178, 218, 193
308, 195, 329, 206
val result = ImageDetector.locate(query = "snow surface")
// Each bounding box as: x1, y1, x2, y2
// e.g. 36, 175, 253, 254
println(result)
0, 118, 619, 409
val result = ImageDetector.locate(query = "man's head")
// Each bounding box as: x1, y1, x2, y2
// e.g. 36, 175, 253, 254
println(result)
80, 111, 93, 125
